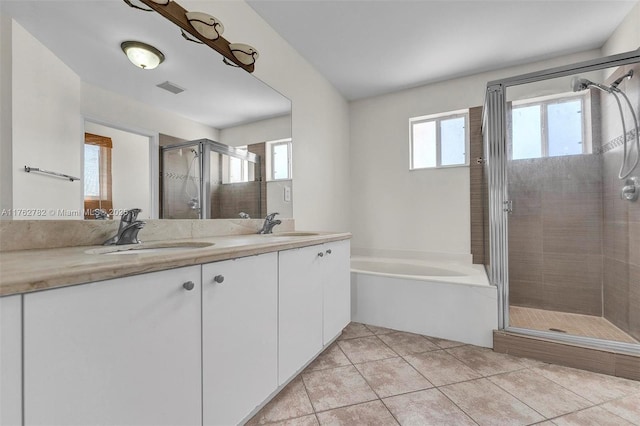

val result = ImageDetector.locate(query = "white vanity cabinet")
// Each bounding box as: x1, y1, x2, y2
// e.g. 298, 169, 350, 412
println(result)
278, 245, 324, 384
321, 239, 351, 345
202, 253, 278, 426
22, 266, 202, 426
278, 240, 351, 384
0, 295, 22, 426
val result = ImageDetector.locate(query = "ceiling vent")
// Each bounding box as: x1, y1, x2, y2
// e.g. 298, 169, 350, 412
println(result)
156, 81, 185, 94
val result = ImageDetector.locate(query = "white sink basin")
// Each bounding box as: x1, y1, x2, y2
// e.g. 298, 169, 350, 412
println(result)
86, 242, 214, 255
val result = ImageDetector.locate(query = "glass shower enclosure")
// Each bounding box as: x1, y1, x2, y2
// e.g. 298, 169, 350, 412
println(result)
483, 50, 640, 352
160, 139, 261, 219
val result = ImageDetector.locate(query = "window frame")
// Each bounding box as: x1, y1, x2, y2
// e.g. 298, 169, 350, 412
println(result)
409, 110, 470, 170
509, 92, 591, 160
227, 155, 248, 183
267, 138, 292, 181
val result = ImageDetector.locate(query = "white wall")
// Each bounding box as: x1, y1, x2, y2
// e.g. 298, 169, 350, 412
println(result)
11, 20, 82, 219
191, 1, 351, 232
602, 1, 640, 56
349, 50, 602, 256
84, 122, 152, 220
267, 180, 293, 218
219, 114, 291, 147
0, 12, 13, 217
81, 83, 219, 143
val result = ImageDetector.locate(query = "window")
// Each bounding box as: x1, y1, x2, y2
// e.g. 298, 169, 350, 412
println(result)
410, 111, 469, 169
228, 156, 246, 183
83, 133, 113, 219
267, 139, 292, 181
224, 146, 250, 183
511, 94, 588, 160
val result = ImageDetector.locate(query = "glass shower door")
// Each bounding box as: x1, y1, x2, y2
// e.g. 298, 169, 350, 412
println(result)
161, 144, 202, 219
502, 63, 640, 346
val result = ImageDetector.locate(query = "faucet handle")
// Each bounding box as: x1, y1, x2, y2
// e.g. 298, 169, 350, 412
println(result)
123, 208, 142, 222
94, 209, 108, 220
265, 212, 280, 221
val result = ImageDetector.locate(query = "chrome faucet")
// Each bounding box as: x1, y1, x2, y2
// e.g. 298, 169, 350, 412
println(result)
257, 212, 281, 234
103, 208, 146, 245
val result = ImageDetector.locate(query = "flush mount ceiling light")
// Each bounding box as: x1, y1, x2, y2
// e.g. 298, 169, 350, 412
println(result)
121, 41, 165, 70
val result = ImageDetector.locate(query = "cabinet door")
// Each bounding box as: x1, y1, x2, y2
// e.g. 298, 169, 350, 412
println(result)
1, 295, 22, 426
202, 253, 278, 426
322, 240, 351, 344
23, 266, 202, 426
278, 245, 324, 384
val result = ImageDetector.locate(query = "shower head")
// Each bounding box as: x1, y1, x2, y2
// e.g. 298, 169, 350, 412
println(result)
190, 148, 199, 157
611, 69, 633, 90
571, 77, 591, 92
571, 76, 612, 93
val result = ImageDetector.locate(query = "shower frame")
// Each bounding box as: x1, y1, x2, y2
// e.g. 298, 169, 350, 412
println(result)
483, 49, 640, 355
160, 138, 260, 219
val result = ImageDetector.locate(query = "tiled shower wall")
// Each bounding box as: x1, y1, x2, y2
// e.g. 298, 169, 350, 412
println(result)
507, 155, 604, 316
211, 142, 266, 219
601, 64, 640, 341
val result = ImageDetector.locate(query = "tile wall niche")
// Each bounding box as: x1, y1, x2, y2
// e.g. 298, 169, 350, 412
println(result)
601, 63, 640, 341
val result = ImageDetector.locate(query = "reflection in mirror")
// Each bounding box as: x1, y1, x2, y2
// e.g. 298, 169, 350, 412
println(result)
2, 1, 292, 220
160, 139, 263, 219
83, 122, 152, 220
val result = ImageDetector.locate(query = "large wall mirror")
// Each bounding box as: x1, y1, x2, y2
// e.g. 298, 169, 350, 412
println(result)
2, 1, 292, 220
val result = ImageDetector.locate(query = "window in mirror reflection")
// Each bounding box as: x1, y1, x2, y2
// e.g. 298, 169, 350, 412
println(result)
228, 156, 248, 183
84, 145, 101, 197
267, 139, 292, 181
223, 146, 250, 183
83, 133, 113, 219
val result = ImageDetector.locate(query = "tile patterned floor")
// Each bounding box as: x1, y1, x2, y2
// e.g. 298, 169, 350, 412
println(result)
510, 306, 639, 344
247, 322, 640, 426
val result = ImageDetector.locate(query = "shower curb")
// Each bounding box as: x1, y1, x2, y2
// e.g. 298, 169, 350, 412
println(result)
493, 330, 640, 381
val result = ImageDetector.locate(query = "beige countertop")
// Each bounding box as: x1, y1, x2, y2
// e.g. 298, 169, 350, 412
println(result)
0, 232, 351, 296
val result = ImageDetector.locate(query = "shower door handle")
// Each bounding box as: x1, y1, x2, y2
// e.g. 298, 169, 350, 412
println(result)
503, 200, 513, 213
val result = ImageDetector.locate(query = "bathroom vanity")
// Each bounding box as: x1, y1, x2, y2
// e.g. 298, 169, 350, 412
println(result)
0, 230, 351, 426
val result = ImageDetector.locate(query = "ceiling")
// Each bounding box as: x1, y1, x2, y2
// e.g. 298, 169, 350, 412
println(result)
247, 0, 638, 100
2, 0, 291, 129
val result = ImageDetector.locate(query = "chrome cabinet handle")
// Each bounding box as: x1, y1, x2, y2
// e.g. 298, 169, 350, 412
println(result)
183, 281, 195, 291
318, 252, 324, 257
213, 275, 225, 284
326, 249, 332, 255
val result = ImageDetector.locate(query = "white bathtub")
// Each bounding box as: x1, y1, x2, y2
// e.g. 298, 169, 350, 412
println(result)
350, 257, 498, 348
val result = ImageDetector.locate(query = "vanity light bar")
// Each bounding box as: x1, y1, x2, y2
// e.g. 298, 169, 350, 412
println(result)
135, 0, 256, 73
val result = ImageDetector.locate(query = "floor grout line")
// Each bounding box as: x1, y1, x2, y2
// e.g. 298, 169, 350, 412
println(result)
247, 322, 640, 425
